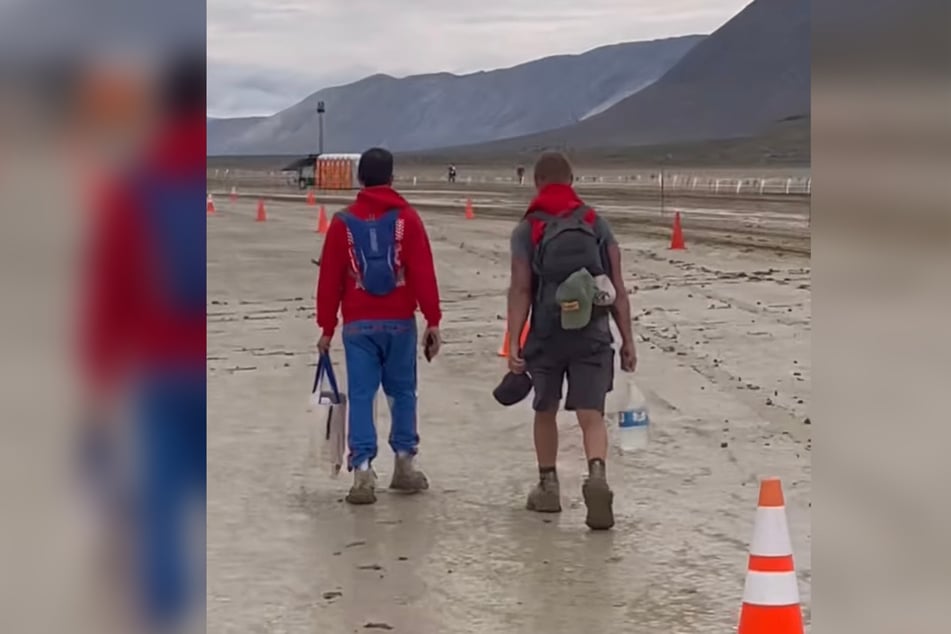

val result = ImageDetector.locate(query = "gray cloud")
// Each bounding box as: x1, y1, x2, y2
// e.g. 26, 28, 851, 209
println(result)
208, 0, 750, 117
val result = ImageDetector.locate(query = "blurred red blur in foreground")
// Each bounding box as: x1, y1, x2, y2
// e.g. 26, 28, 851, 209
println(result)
0, 1, 205, 633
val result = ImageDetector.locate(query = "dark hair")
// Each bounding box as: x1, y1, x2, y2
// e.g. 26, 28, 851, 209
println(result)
358, 147, 394, 187
533, 151, 573, 186
163, 53, 206, 115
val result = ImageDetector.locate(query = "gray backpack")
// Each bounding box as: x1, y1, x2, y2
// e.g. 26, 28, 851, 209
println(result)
529, 205, 607, 337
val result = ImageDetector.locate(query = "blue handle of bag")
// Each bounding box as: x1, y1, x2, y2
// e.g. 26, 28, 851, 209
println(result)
313, 353, 341, 403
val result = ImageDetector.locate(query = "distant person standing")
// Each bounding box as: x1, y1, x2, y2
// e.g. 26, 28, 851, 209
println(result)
448, 163, 457, 183
505, 151, 636, 530
516, 165, 525, 185
316, 147, 443, 505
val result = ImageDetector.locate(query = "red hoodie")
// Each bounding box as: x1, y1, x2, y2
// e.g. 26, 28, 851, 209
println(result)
524, 183, 597, 244
316, 186, 441, 338
81, 112, 206, 397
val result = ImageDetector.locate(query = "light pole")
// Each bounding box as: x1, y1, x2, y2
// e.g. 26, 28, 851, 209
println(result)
316, 101, 325, 155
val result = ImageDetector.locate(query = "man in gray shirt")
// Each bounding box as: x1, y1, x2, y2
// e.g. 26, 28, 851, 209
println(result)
506, 152, 636, 530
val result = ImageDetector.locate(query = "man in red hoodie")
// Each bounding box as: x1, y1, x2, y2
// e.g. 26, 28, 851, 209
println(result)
80, 56, 207, 628
506, 152, 636, 530
316, 147, 442, 505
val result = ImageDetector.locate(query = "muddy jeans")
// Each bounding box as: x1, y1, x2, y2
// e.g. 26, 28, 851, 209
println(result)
343, 319, 419, 469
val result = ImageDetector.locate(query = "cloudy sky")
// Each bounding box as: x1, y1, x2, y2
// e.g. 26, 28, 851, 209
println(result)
208, 0, 751, 118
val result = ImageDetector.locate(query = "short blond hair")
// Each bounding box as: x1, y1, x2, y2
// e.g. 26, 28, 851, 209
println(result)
533, 151, 573, 186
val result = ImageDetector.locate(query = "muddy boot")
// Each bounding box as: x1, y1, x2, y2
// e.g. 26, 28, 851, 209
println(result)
346, 469, 377, 505
582, 459, 614, 530
526, 470, 562, 513
389, 454, 429, 493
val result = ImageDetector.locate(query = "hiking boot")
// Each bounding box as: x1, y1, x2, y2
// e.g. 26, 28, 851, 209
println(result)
389, 455, 429, 493
526, 471, 562, 513
582, 460, 614, 530
346, 469, 377, 505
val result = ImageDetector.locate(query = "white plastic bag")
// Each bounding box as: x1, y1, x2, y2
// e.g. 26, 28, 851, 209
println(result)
311, 354, 347, 478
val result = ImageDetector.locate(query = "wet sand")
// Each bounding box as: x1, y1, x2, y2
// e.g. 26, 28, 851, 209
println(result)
207, 190, 811, 633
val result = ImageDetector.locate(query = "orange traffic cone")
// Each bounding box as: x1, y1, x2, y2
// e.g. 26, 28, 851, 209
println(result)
465, 198, 475, 220
497, 320, 530, 357
229, 186, 238, 203
306, 189, 316, 206
317, 205, 329, 234
256, 200, 267, 222
206, 193, 216, 215
669, 211, 686, 250
737, 478, 803, 634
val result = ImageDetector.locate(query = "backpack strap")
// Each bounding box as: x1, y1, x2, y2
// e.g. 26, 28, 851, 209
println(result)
527, 205, 590, 221
527, 205, 593, 242
337, 207, 400, 225
377, 208, 401, 227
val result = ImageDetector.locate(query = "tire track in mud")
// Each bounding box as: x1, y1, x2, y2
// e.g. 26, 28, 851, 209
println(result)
630, 252, 811, 327
622, 252, 811, 444
207, 296, 317, 374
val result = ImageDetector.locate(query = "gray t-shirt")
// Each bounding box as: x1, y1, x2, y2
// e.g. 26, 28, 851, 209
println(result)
510, 212, 617, 262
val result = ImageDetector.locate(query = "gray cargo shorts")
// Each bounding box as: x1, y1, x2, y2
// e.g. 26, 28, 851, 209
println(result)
523, 326, 615, 413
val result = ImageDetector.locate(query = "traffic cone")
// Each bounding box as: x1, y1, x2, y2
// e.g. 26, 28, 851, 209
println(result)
465, 198, 475, 220
256, 200, 267, 222
317, 205, 329, 234
497, 320, 530, 357
669, 211, 686, 250
229, 186, 237, 203
737, 478, 803, 634
206, 193, 216, 215
306, 190, 316, 206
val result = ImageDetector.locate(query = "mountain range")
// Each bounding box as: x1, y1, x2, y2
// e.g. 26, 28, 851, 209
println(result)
207, 36, 703, 155
208, 0, 810, 161
461, 0, 810, 155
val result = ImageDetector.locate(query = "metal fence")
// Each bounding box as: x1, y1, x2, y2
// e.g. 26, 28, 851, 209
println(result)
570, 173, 812, 196
208, 168, 811, 197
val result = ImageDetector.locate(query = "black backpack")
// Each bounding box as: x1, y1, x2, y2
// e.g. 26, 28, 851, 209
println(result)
529, 205, 608, 337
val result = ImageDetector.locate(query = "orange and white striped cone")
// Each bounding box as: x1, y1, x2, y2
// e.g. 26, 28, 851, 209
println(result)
737, 478, 803, 634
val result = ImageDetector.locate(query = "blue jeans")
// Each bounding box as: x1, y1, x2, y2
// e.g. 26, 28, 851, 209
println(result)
135, 370, 206, 628
343, 319, 419, 469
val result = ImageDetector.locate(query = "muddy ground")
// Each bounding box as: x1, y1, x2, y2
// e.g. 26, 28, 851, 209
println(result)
207, 186, 811, 633
209, 175, 811, 255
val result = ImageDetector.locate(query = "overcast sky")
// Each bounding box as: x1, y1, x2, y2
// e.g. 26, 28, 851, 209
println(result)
208, 0, 751, 118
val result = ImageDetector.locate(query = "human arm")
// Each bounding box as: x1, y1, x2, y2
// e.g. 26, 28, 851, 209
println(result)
316, 217, 348, 348
606, 243, 636, 371
402, 209, 442, 330
507, 222, 533, 372
595, 216, 636, 372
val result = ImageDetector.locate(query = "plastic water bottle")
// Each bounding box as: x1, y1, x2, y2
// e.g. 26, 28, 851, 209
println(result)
617, 379, 650, 452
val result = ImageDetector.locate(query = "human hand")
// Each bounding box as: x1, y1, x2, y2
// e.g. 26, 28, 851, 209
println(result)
620, 341, 637, 373
508, 345, 527, 374
423, 326, 441, 361
317, 335, 332, 356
